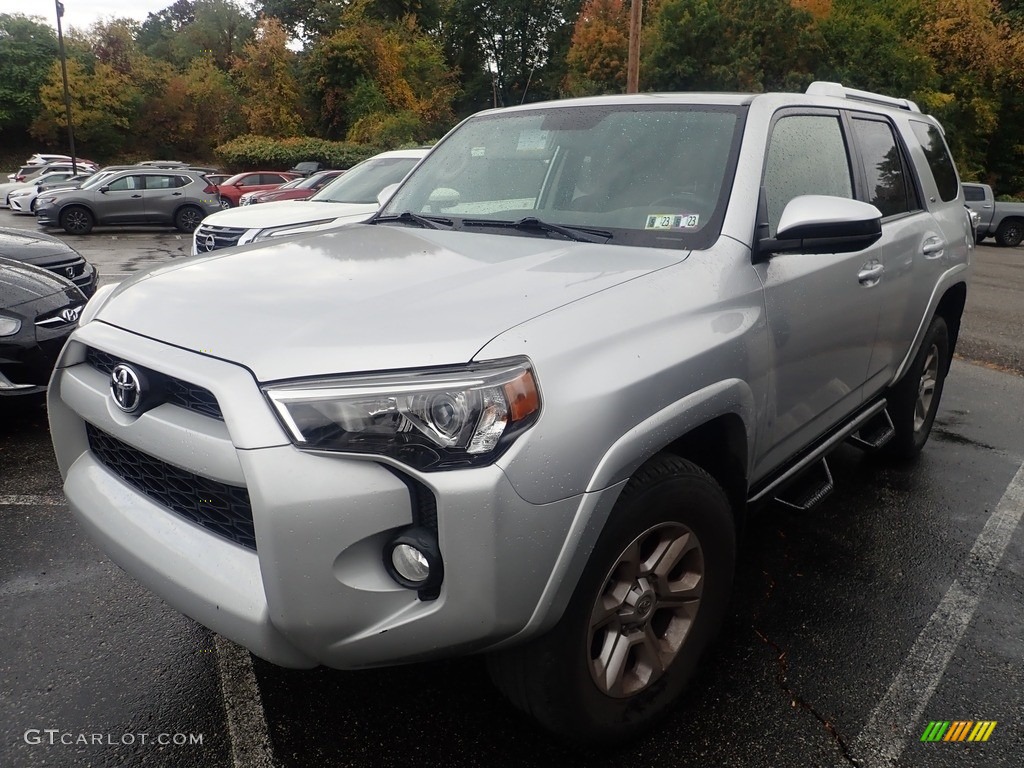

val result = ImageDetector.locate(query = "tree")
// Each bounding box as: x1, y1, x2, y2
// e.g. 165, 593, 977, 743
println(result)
306, 12, 457, 144
232, 16, 305, 136
644, 0, 821, 92
563, 0, 629, 96
138, 0, 197, 61
0, 14, 58, 139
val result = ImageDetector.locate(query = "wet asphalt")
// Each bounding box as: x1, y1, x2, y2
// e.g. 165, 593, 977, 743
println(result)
1, 214, 1022, 767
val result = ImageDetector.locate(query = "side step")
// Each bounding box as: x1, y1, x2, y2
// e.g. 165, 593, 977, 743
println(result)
773, 458, 834, 511
847, 408, 895, 450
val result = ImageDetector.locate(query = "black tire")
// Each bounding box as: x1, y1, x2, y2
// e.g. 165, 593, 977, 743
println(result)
995, 218, 1023, 248
60, 206, 94, 235
880, 315, 950, 460
487, 454, 736, 746
175, 205, 204, 233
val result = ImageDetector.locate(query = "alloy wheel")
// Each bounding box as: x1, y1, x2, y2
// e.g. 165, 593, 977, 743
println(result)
587, 522, 704, 698
914, 343, 939, 432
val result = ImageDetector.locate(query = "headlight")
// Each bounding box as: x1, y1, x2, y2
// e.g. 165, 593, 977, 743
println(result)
38, 196, 58, 206
0, 315, 22, 336
263, 359, 540, 470
241, 218, 337, 245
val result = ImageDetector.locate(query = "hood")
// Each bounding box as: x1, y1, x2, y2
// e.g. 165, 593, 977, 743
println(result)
0, 258, 80, 308
0, 228, 76, 262
200, 200, 377, 230
96, 224, 687, 381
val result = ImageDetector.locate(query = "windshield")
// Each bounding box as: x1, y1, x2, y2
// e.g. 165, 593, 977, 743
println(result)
311, 157, 421, 204
80, 172, 115, 189
381, 105, 743, 249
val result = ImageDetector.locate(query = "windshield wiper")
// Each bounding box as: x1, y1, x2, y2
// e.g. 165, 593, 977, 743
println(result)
372, 211, 453, 229
462, 216, 611, 244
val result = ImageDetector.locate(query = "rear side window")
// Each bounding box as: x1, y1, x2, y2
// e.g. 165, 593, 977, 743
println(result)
763, 113, 853, 236
851, 117, 919, 217
963, 185, 985, 202
910, 121, 958, 202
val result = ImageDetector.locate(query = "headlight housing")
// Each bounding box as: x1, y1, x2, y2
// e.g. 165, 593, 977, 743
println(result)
263, 358, 540, 470
0, 314, 22, 337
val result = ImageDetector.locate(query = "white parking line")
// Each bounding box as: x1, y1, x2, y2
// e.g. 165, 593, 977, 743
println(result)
0, 494, 65, 506
847, 460, 1024, 767
215, 634, 275, 768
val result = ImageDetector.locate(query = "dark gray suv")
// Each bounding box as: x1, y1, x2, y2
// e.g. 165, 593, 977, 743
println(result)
35, 169, 222, 235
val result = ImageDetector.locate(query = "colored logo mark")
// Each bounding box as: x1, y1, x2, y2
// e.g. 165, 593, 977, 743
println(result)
920, 721, 997, 742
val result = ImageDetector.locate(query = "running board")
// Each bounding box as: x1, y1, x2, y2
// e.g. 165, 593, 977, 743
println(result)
773, 458, 834, 511
847, 408, 895, 451
749, 399, 888, 506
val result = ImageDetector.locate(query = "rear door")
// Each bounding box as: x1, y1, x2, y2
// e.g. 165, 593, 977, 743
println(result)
141, 174, 186, 223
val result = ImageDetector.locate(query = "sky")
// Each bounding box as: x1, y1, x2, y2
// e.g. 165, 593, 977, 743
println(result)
0, 1, 181, 34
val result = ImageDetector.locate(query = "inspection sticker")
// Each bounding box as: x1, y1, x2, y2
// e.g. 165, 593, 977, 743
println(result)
645, 213, 700, 230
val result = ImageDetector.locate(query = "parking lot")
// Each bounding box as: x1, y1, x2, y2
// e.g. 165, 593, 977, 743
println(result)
2, 211, 1023, 768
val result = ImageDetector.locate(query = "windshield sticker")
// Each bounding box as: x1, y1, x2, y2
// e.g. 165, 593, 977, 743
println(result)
516, 129, 549, 151
645, 214, 700, 230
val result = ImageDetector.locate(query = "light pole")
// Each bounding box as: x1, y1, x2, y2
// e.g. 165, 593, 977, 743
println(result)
626, 0, 643, 93
55, 1, 78, 175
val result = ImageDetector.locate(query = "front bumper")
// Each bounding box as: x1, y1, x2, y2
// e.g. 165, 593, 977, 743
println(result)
49, 321, 584, 669
35, 204, 60, 228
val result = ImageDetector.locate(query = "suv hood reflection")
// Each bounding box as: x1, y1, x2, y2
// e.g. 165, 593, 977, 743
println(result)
96, 224, 687, 381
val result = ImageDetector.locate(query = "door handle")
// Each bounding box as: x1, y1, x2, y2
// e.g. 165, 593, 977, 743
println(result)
172, 192, 183, 196
131, 194, 142, 198
922, 237, 945, 259
858, 262, 884, 286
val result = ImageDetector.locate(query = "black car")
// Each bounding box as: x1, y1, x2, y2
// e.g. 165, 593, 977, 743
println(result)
0, 227, 98, 297
0, 257, 86, 397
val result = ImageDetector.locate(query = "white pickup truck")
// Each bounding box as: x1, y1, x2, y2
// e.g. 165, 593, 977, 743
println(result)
962, 182, 1024, 246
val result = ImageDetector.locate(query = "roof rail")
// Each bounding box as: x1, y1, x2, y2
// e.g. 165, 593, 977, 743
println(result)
806, 81, 920, 113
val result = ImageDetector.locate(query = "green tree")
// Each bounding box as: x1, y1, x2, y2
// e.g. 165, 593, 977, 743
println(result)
644, 0, 820, 92
0, 14, 58, 139
232, 16, 305, 136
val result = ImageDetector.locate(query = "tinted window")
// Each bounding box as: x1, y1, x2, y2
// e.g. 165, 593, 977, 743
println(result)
261, 174, 285, 185
144, 175, 177, 190
963, 185, 985, 202
107, 175, 143, 191
852, 118, 918, 217
763, 114, 853, 236
910, 121, 959, 202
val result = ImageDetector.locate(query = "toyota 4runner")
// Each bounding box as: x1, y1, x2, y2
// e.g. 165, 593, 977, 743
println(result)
49, 82, 972, 745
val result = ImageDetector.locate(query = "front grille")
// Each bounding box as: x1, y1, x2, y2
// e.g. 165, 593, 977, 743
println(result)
194, 224, 246, 252
85, 348, 224, 421
87, 423, 256, 550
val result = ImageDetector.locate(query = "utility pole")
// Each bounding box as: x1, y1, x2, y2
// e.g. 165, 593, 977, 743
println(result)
626, 0, 643, 93
55, 1, 78, 175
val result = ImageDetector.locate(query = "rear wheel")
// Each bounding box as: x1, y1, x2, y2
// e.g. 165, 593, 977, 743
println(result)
880, 315, 949, 460
219, 196, 232, 210
995, 219, 1023, 247
60, 206, 93, 235
175, 205, 204, 233
487, 454, 735, 746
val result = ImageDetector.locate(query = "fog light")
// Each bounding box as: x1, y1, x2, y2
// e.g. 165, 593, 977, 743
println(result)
392, 544, 430, 583
384, 527, 444, 596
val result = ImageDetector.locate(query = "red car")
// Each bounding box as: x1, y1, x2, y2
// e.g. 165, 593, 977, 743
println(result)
242, 170, 345, 205
215, 171, 300, 209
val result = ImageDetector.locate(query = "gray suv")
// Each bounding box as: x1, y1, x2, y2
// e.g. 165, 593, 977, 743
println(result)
49, 82, 971, 744
35, 169, 221, 234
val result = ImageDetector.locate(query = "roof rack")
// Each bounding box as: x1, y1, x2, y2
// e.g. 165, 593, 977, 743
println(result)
806, 81, 920, 113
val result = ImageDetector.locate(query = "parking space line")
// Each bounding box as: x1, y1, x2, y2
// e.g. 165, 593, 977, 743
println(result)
848, 460, 1024, 767
215, 634, 275, 768
0, 494, 65, 506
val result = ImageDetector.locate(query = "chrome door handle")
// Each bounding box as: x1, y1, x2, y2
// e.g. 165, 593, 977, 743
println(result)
858, 262, 884, 286
922, 238, 945, 259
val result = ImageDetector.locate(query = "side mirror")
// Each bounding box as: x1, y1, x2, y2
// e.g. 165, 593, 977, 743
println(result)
760, 195, 882, 256
376, 183, 399, 206
234, 181, 245, 187
99, 186, 110, 193
427, 187, 460, 211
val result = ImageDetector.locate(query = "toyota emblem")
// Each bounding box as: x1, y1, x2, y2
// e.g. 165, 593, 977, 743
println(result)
110, 364, 143, 413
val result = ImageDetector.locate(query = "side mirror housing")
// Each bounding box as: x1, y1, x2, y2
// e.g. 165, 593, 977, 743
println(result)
376, 183, 399, 206
759, 195, 882, 256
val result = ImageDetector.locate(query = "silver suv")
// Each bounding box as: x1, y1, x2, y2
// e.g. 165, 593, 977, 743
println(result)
49, 82, 971, 744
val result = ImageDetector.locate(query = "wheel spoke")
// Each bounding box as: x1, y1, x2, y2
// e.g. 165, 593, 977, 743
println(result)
593, 628, 633, 697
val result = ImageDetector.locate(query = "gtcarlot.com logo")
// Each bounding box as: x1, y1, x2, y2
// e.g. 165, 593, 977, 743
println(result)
24, 729, 204, 747
920, 720, 997, 743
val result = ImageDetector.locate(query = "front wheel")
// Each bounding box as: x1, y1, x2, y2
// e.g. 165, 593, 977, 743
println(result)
60, 206, 94, 235
487, 454, 735, 746
995, 219, 1023, 248
880, 315, 950, 460
175, 205, 204, 233
219, 196, 232, 210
